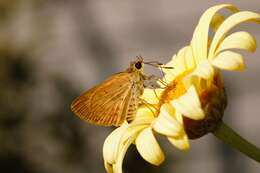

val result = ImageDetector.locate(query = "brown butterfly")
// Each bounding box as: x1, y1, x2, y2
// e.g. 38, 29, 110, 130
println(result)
71, 56, 169, 126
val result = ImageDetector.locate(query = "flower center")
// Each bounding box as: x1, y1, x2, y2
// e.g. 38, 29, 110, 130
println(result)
154, 69, 227, 139
183, 73, 227, 139
158, 70, 192, 107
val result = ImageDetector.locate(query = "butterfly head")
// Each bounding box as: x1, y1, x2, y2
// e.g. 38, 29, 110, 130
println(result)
129, 56, 144, 72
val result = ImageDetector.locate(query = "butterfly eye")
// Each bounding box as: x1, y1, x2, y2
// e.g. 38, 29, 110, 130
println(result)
135, 62, 142, 69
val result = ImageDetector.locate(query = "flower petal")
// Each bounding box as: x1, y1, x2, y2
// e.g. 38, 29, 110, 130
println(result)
164, 72, 176, 85
103, 123, 128, 164
113, 136, 135, 173
163, 54, 178, 83
171, 86, 204, 120
210, 14, 225, 32
152, 104, 183, 137
175, 47, 189, 73
136, 128, 165, 166
183, 46, 196, 69
209, 11, 260, 59
135, 105, 155, 121
168, 46, 195, 77
182, 74, 200, 91
191, 4, 238, 63
177, 46, 196, 70
216, 31, 257, 54
191, 59, 214, 79
104, 161, 113, 173
168, 134, 190, 150
211, 51, 246, 71
183, 75, 209, 93
163, 54, 176, 75
112, 124, 149, 173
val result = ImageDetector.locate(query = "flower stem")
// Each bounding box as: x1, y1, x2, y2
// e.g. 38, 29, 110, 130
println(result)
213, 121, 260, 162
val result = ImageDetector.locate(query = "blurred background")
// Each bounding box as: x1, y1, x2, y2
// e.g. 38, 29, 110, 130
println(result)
0, 0, 259, 173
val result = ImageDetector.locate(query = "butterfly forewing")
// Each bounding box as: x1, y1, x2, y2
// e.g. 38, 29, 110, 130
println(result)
71, 72, 140, 126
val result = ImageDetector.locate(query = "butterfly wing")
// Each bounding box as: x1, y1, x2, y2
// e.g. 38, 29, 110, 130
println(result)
71, 72, 138, 126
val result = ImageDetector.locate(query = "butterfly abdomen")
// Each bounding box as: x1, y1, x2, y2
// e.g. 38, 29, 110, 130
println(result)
126, 103, 138, 123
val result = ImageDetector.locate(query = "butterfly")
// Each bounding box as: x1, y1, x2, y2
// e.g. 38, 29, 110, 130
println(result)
71, 56, 170, 126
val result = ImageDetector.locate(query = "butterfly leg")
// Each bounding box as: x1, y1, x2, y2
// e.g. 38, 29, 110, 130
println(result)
143, 75, 169, 89
138, 97, 159, 117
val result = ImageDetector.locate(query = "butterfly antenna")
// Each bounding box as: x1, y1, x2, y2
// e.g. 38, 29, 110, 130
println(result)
144, 61, 173, 69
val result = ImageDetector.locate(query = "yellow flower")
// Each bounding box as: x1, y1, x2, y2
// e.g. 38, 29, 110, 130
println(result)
159, 3, 260, 138
103, 4, 260, 173
103, 107, 165, 173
